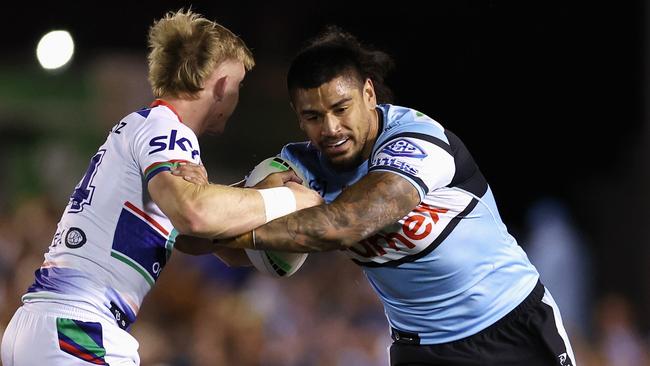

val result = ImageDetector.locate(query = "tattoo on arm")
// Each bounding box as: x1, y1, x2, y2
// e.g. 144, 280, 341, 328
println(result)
256, 172, 420, 252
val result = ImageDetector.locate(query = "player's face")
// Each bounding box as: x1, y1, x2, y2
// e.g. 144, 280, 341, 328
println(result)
205, 60, 246, 135
292, 75, 379, 170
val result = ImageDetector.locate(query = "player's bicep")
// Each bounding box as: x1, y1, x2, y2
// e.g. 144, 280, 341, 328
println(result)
331, 171, 420, 237
148, 171, 197, 230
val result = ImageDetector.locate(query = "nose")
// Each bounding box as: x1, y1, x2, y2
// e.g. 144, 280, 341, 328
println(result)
321, 114, 341, 137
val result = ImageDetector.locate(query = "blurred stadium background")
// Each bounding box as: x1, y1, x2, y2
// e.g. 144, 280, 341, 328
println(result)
0, 1, 648, 365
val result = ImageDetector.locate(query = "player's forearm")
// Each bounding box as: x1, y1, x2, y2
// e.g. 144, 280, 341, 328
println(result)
174, 234, 219, 255
222, 172, 421, 252
223, 203, 371, 252
213, 247, 252, 267
257, 205, 365, 251
181, 183, 266, 238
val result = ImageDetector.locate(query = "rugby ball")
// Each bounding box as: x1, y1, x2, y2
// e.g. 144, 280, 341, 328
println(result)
244, 157, 309, 277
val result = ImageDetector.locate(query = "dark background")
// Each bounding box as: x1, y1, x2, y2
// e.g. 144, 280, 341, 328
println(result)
1, 0, 648, 330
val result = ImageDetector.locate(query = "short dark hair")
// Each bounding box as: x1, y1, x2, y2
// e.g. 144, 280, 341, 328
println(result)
287, 26, 395, 104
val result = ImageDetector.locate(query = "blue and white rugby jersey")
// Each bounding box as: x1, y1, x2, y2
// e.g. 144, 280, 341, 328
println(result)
23, 101, 201, 328
281, 104, 539, 344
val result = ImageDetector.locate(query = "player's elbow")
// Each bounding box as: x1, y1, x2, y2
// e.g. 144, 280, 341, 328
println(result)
170, 201, 210, 236
334, 228, 375, 250
317, 232, 365, 251
337, 237, 362, 250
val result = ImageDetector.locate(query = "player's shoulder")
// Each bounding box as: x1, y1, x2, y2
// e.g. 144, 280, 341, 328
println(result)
125, 105, 196, 139
280, 141, 318, 160
379, 104, 445, 133
377, 104, 449, 144
279, 141, 321, 173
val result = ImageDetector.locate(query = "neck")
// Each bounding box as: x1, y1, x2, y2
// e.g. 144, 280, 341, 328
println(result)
157, 96, 207, 136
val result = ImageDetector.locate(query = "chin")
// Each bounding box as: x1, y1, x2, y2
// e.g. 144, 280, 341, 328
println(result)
328, 153, 364, 171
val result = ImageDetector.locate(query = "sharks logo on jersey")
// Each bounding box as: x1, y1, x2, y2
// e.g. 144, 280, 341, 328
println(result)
381, 139, 428, 158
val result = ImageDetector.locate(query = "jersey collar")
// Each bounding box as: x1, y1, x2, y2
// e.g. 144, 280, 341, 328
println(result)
150, 99, 183, 123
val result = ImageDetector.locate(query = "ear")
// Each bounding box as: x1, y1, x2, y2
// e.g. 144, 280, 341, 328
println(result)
290, 101, 306, 131
363, 78, 377, 108
213, 75, 228, 102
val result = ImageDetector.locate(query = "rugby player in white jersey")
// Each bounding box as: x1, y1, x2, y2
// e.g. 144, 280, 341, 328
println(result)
0, 10, 322, 366
176, 27, 577, 365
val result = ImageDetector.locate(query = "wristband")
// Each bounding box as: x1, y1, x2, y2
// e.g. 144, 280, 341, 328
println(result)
257, 187, 296, 222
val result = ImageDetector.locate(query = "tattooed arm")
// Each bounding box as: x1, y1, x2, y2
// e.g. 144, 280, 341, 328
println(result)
220, 171, 421, 252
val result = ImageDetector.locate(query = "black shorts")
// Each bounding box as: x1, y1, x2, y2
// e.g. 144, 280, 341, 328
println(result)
389, 281, 575, 366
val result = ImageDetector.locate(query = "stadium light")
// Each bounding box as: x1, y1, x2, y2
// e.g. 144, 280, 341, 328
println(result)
36, 30, 75, 70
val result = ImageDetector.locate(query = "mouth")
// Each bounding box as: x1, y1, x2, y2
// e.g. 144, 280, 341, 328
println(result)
322, 137, 350, 155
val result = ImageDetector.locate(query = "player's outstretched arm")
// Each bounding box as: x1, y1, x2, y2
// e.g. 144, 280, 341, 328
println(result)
173, 234, 251, 266
150, 163, 322, 240
221, 171, 420, 252
149, 171, 266, 238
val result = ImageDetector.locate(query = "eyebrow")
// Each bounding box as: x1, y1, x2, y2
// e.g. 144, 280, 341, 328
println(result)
300, 97, 353, 115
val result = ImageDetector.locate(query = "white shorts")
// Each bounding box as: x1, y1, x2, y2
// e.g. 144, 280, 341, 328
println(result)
1, 302, 140, 366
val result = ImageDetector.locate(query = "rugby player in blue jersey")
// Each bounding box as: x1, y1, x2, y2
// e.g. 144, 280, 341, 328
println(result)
176, 27, 577, 365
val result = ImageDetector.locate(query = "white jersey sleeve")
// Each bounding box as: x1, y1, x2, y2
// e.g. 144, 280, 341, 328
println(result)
131, 110, 202, 183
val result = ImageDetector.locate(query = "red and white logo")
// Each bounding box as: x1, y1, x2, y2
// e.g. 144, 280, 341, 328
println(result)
346, 202, 451, 263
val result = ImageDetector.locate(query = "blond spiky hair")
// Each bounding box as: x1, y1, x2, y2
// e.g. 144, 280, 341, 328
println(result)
147, 9, 254, 98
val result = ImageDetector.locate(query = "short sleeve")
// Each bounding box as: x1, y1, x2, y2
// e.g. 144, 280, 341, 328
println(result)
131, 116, 201, 183
369, 132, 455, 201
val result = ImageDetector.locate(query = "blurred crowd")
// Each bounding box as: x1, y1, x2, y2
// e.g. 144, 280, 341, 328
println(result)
0, 195, 649, 365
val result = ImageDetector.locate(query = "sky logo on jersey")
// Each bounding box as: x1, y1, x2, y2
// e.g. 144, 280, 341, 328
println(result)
149, 129, 199, 158
381, 139, 427, 158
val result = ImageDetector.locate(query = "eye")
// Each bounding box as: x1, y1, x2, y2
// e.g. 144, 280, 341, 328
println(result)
334, 106, 348, 114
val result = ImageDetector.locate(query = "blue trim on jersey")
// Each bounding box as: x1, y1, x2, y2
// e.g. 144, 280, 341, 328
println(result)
25, 267, 106, 303
136, 109, 151, 118
144, 166, 172, 184
112, 208, 169, 283
27, 267, 61, 294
